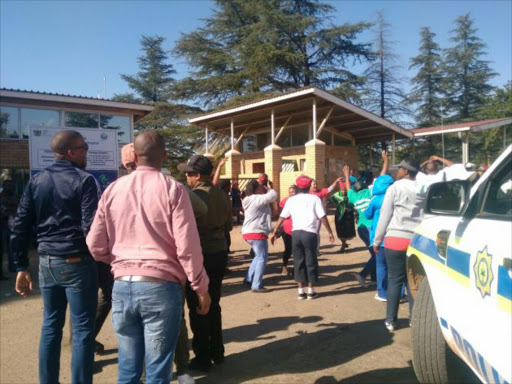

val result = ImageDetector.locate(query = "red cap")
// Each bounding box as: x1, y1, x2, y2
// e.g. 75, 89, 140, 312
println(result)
258, 173, 268, 182
296, 175, 313, 189
338, 182, 347, 191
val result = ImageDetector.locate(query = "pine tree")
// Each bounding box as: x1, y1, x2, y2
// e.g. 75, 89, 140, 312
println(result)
120, 35, 176, 103
408, 27, 444, 127
173, 0, 373, 108
443, 13, 497, 121
114, 35, 203, 175
362, 11, 410, 124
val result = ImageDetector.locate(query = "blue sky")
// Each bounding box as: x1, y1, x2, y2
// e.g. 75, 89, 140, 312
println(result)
1, 0, 511, 100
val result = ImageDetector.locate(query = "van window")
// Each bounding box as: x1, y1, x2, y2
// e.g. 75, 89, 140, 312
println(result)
481, 163, 512, 217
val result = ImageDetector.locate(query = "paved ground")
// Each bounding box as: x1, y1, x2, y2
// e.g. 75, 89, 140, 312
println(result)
0, 217, 418, 383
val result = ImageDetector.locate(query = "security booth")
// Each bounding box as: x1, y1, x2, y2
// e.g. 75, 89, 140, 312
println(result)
0, 88, 153, 193
189, 86, 412, 199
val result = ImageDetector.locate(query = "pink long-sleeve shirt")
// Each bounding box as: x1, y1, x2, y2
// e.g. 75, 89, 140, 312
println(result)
86, 166, 209, 295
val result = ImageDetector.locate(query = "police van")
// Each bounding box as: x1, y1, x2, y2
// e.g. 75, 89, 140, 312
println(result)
406, 144, 512, 384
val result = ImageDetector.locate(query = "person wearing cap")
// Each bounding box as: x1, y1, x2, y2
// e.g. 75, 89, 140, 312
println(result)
373, 157, 426, 332
344, 151, 389, 288
86, 132, 211, 383
271, 175, 335, 300
241, 179, 278, 292
178, 154, 232, 372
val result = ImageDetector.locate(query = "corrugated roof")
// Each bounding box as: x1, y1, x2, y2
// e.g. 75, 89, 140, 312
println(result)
412, 118, 512, 136
0, 87, 154, 109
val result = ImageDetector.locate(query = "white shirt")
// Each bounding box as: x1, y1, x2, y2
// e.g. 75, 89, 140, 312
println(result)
280, 193, 326, 234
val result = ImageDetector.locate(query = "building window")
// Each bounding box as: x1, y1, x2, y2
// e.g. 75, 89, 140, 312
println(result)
0, 106, 20, 139
65, 111, 99, 128
100, 115, 131, 144
21, 108, 60, 139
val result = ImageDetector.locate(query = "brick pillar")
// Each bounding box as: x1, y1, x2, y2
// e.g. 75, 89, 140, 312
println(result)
224, 149, 241, 182
305, 139, 326, 187
264, 144, 282, 200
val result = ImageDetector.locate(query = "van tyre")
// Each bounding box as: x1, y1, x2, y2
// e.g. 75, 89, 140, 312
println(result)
412, 278, 477, 383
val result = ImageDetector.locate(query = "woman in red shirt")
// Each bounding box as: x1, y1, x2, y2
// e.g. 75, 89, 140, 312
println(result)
278, 185, 298, 276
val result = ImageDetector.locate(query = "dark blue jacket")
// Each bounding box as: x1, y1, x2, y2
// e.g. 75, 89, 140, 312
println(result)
10, 160, 99, 271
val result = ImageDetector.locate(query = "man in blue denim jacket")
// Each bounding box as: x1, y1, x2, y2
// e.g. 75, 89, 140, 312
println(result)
11, 130, 99, 384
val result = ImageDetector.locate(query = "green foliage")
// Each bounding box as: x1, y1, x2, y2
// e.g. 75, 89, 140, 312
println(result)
407, 27, 444, 127
173, 0, 373, 108
120, 35, 176, 103
442, 13, 497, 121
362, 11, 410, 125
115, 35, 204, 175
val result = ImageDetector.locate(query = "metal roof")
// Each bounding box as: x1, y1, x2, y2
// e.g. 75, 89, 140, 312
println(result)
412, 118, 512, 137
189, 87, 413, 144
0, 88, 154, 114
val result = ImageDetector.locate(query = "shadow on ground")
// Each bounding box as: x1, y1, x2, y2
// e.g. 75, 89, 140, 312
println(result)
196, 319, 407, 384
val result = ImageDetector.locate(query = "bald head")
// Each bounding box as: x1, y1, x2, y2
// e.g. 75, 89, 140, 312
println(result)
134, 131, 166, 168
51, 130, 84, 156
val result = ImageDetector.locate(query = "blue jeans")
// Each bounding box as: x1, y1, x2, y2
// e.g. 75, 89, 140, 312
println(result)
357, 226, 376, 281
376, 247, 388, 298
245, 239, 268, 290
112, 280, 183, 384
38, 255, 98, 384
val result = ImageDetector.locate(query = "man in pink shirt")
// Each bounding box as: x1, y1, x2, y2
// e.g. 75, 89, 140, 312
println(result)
86, 131, 211, 383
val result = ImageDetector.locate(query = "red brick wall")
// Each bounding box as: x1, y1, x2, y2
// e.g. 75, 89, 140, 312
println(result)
0, 140, 29, 168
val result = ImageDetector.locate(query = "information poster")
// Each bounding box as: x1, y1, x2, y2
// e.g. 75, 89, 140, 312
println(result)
29, 125, 119, 192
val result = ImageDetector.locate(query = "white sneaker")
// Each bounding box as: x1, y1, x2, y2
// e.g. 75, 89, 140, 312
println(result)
384, 321, 396, 332
374, 293, 387, 302
352, 273, 367, 288
178, 373, 196, 384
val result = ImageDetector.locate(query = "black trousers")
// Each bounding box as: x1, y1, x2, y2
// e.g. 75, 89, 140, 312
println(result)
281, 232, 292, 267
384, 248, 414, 324
94, 262, 114, 338
292, 230, 319, 284
186, 250, 228, 364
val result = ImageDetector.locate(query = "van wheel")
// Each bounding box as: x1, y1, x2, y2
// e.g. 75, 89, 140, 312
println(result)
412, 278, 476, 383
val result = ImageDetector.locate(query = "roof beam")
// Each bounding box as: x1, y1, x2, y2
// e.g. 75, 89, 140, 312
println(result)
274, 115, 293, 143
316, 106, 335, 137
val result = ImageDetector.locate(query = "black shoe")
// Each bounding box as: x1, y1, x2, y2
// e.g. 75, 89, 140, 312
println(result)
298, 292, 307, 300
95, 341, 105, 354
242, 279, 251, 287
189, 358, 211, 373
212, 355, 225, 365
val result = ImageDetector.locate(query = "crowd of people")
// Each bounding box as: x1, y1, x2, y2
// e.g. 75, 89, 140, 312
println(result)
2, 129, 481, 383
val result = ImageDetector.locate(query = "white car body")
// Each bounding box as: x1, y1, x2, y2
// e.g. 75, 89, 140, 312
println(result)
407, 145, 512, 384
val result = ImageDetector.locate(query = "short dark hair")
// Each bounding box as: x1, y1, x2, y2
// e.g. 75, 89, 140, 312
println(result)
51, 130, 83, 155
244, 179, 259, 196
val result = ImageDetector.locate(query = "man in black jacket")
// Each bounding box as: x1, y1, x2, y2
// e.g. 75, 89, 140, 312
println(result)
11, 130, 99, 384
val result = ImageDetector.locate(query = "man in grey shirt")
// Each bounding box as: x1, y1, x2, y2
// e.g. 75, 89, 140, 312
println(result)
373, 158, 425, 332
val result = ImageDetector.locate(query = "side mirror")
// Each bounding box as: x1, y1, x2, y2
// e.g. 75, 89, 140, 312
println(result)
425, 180, 471, 216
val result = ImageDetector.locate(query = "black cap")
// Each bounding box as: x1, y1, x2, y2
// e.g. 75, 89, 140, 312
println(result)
177, 155, 213, 175
398, 158, 420, 173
